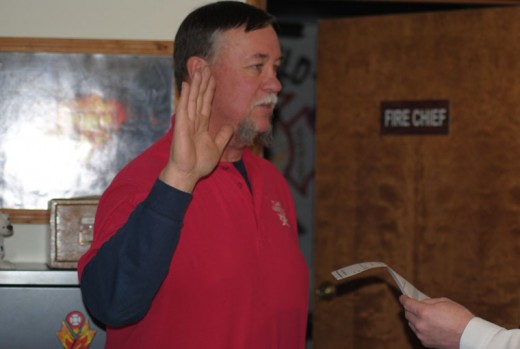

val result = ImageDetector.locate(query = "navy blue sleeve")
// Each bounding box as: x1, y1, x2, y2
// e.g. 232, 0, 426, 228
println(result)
80, 179, 191, 327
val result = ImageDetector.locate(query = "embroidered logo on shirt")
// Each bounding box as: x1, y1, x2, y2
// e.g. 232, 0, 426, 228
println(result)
271, 200, 290, 227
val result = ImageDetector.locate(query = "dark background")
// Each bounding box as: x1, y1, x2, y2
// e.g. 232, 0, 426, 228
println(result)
268, 0, 505, 20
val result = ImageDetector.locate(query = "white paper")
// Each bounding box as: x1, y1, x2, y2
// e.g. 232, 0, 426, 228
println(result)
332, 261, 429, 301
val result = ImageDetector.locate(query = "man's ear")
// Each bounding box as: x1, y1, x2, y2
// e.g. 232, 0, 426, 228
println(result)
186, 56, 210, 81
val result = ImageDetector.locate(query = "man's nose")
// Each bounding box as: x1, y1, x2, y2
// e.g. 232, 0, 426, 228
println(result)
264, 73, 282, 94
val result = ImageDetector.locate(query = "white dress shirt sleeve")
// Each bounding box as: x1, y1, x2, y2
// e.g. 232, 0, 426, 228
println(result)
460, 317, 520, 349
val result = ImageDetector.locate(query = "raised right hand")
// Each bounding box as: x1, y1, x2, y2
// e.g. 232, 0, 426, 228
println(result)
159, 66, 234, 193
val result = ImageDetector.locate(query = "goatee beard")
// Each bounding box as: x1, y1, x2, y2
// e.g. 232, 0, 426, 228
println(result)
235, 118, 273, 147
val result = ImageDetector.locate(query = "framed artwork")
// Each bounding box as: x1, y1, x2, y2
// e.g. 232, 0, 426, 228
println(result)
0, 38, 174, 223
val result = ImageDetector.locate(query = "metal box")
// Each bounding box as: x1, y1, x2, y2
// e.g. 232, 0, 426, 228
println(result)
48, 197, 99, 269
0, 264, 107, 348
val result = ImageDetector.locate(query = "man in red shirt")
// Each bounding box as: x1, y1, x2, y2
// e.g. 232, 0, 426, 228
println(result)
78, 2, 309, 348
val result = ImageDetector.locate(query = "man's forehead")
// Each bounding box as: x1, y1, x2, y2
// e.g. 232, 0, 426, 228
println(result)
216, 26, 281, 57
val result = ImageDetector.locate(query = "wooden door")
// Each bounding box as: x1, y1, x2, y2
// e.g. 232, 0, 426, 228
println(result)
315, 7, 520, 348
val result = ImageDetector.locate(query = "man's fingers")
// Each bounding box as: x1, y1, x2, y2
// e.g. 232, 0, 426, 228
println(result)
197, 67, 212, 117
177, 81, 189, 115
200, 74, 215, 122
408, 320, 418, 335
185, 67, 215, 133
400, 295, 421, 314
175, 81, 190, 133
422, 297, 450, 305
188, 69, 202, 122
404, 308, 419, 323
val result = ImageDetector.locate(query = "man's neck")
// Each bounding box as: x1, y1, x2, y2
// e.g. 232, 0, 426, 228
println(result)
221, 141, 245, 162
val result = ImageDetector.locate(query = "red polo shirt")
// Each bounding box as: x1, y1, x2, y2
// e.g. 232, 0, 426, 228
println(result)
78, 120, 309, 348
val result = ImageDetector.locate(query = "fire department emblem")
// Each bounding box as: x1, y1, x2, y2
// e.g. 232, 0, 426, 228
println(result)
271, 200, 290, 227
56, 311, 96, 349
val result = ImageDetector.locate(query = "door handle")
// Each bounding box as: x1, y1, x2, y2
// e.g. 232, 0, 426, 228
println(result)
316, 276, 389, 301
315, 282, 337, 301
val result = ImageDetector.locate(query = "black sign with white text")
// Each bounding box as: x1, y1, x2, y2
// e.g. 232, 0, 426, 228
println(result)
381, 100, 450, 135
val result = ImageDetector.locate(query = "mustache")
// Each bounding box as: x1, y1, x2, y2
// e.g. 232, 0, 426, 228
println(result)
253, 94, 278, 108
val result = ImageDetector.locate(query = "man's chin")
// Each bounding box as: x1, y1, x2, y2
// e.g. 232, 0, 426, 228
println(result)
235, 116, 273, 146
234, 129, 272, 148
255, 130, 273, 147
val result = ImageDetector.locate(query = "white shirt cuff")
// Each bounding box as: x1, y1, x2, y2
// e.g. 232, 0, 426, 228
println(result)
460, 317, 503, 349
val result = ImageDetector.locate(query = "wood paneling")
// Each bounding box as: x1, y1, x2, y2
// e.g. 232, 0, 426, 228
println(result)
315, 6, 520, 348
0, 37, 173, 55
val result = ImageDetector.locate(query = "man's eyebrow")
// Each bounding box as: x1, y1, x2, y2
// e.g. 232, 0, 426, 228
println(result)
250, 53, 283, 62
250, 53, 269, 60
